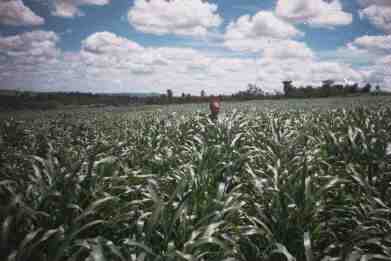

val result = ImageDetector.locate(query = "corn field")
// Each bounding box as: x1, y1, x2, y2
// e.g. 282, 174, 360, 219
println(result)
1, 97, 391, 261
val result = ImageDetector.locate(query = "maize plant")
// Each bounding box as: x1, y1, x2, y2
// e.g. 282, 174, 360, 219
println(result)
1, 97, 391, 261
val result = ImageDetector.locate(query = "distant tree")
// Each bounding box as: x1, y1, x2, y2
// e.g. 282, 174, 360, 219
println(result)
376, 85, 381, 93
361, 83, 372, 93
321, 80, 334, 97
231, 83, 263, 100
201, 90, 206, 97
167, 89, 173, 99
322, 80, 334, 87
247, 83, 264, 96
181, 92, 185, 98
303, 85, 314, 98
349, 83, 359, 94
283, 81, 294, 96
160, 94, 167, 104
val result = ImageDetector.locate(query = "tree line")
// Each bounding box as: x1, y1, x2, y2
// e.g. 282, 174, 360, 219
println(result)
281, 80, 379, 98
0, 80, 387, 110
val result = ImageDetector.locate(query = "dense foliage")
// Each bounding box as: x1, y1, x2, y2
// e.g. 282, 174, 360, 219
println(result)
1, 98, 391, 261
281, 80, 379, 98
1, 81, 388, 110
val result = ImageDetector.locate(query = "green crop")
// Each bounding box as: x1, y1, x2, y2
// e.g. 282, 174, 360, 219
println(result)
1, 97, 391, 261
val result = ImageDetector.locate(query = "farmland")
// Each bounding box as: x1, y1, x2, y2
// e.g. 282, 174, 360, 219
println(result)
1, 96, 391, 261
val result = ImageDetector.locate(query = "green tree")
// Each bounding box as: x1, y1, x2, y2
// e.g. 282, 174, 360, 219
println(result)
361, 83, 372, 93
167, 89, 173, 99
321, 80, 334, 97
283, 81, 294, 97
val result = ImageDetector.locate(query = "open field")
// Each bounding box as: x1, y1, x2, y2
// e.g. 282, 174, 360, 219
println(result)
1, 96, 391, 261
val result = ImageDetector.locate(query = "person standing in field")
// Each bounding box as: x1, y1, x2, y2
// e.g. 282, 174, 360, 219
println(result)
209, 96, 221, 122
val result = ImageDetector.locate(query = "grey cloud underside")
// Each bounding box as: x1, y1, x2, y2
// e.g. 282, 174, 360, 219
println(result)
51, 0, 111, 18
359, 5, 391, 33
357, 0, 391, 33
275, 0, 352, 28
0, 0, 44, 26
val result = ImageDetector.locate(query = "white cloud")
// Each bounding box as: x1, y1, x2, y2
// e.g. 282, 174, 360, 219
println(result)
52, 0, 110, 18
254, 58, 365, 89
365, 55, 391, 87
359, 5, 391, 33
0, 31, 60, 61
351, 35, 391, 53
276, 0, 352, 28
80, 32, 169, 74
318, 34, 391, 74
0, 0, 44, 26
357, 0, 391, 33
327, 34, 391, 66
357, 0, 391, 7
81, 31, 143, 54
127, 0, 222, 37
224, 38, 314, 59
223, 11, 312, 59
225, 11, 302, 41
2, 31, 389, 94
309, 61, 364, 83
319, 40, 387, 89
0, 30, 62, 90
377, 55, 391, 65
320, 44, 376, 66
263, 40, 314, 59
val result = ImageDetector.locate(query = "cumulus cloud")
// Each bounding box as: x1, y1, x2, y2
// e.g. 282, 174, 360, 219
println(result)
357, 0, 391, 33
127, 0, 222, 37
0, 0, 44, 26
320, 44, 375, 66
80, 32, 169, 74
357, 0, 391, 7
324, 35, 391, 91
254, 58, 365, 89
0, 31, 60, 62
309, 61, 364, 83
81, 31, 143, 54
276, 0, 352, 28
327, 34, 391, 68
2, 31, 389, 94
262, 40, 314, 59
225, 11, 302, 41
223, 11, 313, 59
350, 35, 391, 53
0, 30, 62, 90
365, 55, 391, 87
224, 38, 314, 59
52, 0, 110, 18
359, 5, 391, 33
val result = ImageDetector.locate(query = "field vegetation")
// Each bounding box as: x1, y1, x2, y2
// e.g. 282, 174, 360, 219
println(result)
1, 81, 388, 111
1, 97, 391, 261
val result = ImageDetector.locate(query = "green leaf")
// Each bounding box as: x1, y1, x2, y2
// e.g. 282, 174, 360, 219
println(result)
74, 197, 116, 223
271, 243, 296, 261
304, 232, 314, 261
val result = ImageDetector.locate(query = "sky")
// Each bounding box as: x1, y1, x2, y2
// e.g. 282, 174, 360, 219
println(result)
0, 0, 390, 95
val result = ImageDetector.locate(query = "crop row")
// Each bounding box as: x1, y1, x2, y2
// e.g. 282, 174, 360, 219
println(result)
1, 104, 391, 260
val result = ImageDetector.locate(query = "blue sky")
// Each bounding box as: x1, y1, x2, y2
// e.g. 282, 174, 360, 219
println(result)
0, 0, 390, 94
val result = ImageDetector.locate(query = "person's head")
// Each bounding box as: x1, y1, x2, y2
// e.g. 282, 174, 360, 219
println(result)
209, 96, 220, 115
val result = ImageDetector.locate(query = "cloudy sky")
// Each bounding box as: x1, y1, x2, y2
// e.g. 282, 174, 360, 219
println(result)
0, 0, 390, 95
